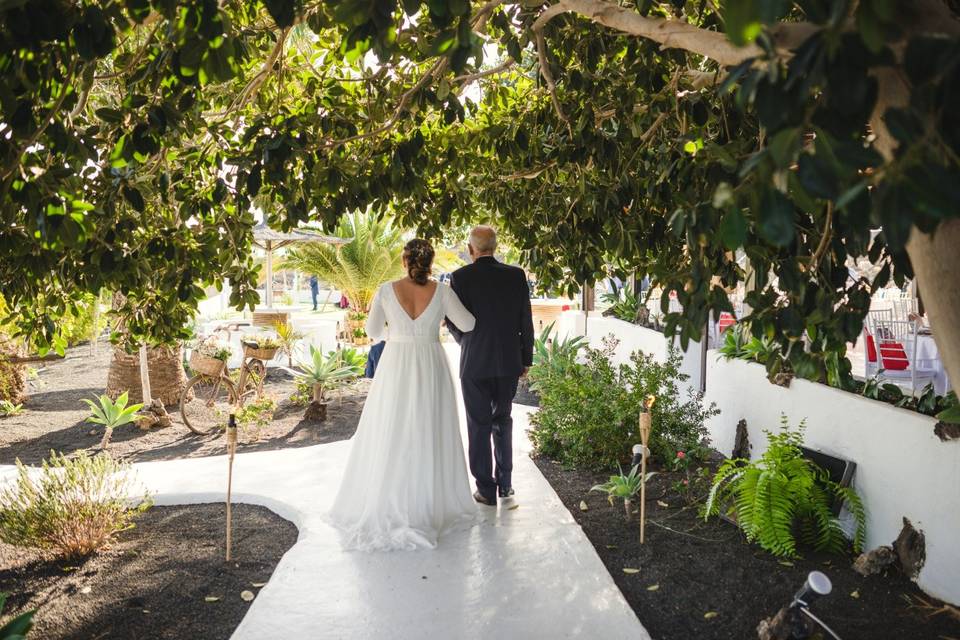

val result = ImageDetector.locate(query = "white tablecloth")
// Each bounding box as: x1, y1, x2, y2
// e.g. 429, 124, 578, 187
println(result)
916, 334, 951, 395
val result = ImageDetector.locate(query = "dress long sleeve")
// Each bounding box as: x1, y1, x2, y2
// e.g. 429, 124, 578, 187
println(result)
364, 286, 387, 342
442, 284, 475, 333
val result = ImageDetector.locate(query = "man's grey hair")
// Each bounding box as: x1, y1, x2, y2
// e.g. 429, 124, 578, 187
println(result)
469, 225, 497, 253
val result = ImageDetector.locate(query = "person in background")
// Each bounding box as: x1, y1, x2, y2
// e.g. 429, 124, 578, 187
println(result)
310, 275, 319, 311
364, 340, 386, 378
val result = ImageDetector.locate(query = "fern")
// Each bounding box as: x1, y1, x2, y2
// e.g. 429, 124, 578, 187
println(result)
703, 417, 867, 558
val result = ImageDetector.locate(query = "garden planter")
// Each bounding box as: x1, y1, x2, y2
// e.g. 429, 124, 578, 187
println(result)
109, 343, 189, 405
243, 344, 279, 361
189, 351, 226, 377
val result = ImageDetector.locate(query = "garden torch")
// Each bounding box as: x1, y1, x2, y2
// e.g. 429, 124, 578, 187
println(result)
226, 413, 238, 562
639, 395, 655, 544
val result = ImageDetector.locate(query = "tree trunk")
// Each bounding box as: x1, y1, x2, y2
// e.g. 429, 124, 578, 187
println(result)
105, 343, 188, 406
870, 66, 960, 392
906, 221, 960, 394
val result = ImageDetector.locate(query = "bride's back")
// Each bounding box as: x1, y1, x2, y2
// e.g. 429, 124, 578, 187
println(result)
391, 279, 439, 321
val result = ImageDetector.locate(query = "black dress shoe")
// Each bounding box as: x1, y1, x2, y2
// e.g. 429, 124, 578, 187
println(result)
473, 491, 496, 506
498, 487, 515, 499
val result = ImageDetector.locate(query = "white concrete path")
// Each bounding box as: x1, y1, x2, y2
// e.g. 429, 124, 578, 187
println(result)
1, 349, 650, 640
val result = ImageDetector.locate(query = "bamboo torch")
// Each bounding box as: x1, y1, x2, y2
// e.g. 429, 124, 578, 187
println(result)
226, 413, 238, 561
639, 395, 656, 544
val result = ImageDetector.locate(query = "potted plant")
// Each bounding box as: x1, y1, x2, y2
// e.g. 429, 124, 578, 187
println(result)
296, 346, 358, 421
591, 465, 644, 519
190, 340, 231, 377
241, 334, 280, 361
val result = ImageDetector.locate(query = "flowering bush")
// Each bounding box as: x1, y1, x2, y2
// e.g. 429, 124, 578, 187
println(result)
529, 336, 718, 471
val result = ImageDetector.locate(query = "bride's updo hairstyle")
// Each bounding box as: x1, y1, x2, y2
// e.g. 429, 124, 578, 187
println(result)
403, 238, 434, 285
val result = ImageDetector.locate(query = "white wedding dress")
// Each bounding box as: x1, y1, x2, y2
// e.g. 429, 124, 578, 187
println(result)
328, 281, 478, 551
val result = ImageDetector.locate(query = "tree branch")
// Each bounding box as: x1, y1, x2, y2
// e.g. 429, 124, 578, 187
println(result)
533, 0, 816, 67
453, 57, 515, 84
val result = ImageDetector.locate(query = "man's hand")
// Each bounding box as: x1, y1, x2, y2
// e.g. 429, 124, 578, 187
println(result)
520, 367, 529, 378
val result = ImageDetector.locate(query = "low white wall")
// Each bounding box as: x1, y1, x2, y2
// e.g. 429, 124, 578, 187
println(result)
554, 311, 703, 397
703, 354, 960, 605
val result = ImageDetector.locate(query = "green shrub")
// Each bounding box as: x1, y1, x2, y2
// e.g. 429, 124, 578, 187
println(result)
0, 452, 152, 558
704, 417, 866, 558
0, 400, 23, 418
529, 335, 718, 470
58, 293, 108, 347
600, 287, 640, 323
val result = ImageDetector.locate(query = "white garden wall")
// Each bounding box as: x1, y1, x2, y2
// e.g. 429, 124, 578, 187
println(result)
553, 311, 703, 397
703, 354, 960, 605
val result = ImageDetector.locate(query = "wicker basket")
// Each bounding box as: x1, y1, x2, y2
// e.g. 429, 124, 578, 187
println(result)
243, 343, 279, 361
190, 351, 226, 377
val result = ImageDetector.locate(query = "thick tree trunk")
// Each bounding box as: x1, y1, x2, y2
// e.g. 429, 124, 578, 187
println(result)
906, 222, 960, 393
105, 344, 188, 406
870, 66, 960, 392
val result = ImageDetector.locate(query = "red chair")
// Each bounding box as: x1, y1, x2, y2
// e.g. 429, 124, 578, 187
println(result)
718, 312, 736, 334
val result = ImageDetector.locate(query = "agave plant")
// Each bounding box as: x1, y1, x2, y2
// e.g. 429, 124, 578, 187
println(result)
281, 211, 406, 314
82, 391, 143, 449
0, 592, 34, 638
591, 465, 645, 517
329, 347, 366, 377
297, 346, 358, 404
528, 322, 587, 393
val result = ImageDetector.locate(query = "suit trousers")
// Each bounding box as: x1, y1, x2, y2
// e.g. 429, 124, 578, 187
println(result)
461, 375, 518, 500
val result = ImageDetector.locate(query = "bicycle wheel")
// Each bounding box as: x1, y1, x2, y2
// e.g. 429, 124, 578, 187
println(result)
180, 374, 236, 435
238, 358, 266, 402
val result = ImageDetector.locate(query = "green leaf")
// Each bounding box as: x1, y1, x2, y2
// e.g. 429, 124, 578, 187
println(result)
723, 0, 763, 47
719, 207, 748, 250
936, 405, 960, 425
758, 189, 795, 246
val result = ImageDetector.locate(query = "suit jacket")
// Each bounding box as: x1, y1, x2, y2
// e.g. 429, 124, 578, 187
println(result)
446, 256, 534, 379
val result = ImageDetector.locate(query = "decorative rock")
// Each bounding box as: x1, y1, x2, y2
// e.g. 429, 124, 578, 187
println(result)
579, 500, 588, 512
240, 590, 255, 602
852, 545, 897, 576
934, 420, 960, 442
893, 517, 926, 579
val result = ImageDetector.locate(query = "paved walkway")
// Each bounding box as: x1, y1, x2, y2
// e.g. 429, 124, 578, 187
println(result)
1, 349, 650, 640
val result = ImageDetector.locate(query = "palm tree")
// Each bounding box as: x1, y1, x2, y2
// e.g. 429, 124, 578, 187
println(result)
281, 211, 406, 314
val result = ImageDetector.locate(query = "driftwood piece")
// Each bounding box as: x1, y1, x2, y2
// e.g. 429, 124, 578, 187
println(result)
732, 418, 751, 460
893, 517, 926, 579
757, 605, 816, 640
934, 420, 960, 441
852, 545, 897, 577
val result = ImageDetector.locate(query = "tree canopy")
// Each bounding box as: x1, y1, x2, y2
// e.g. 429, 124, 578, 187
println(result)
1, 0, 959, 387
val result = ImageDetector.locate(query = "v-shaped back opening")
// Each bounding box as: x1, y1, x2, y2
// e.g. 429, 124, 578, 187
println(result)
390, 281, 440, 322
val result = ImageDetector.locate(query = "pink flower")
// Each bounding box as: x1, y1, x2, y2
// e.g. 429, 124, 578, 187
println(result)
676, 451, 686, 459
682, 479, 689, 486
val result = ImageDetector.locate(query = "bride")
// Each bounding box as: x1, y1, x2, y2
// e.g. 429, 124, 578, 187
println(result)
329, 238, 478, 551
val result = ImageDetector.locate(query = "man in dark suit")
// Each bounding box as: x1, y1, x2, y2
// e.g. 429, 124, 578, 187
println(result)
446, 226, 534, 506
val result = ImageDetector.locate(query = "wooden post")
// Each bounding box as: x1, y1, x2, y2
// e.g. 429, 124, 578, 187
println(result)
225, 413, 238, 561
639, 395, 655, 544
138, 344, 152, 403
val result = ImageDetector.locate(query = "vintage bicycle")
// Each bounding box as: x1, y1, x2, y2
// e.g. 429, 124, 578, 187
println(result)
179, 324, 278, 434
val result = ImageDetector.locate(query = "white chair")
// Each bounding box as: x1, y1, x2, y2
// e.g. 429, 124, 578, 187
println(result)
869, 318, 938, 396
